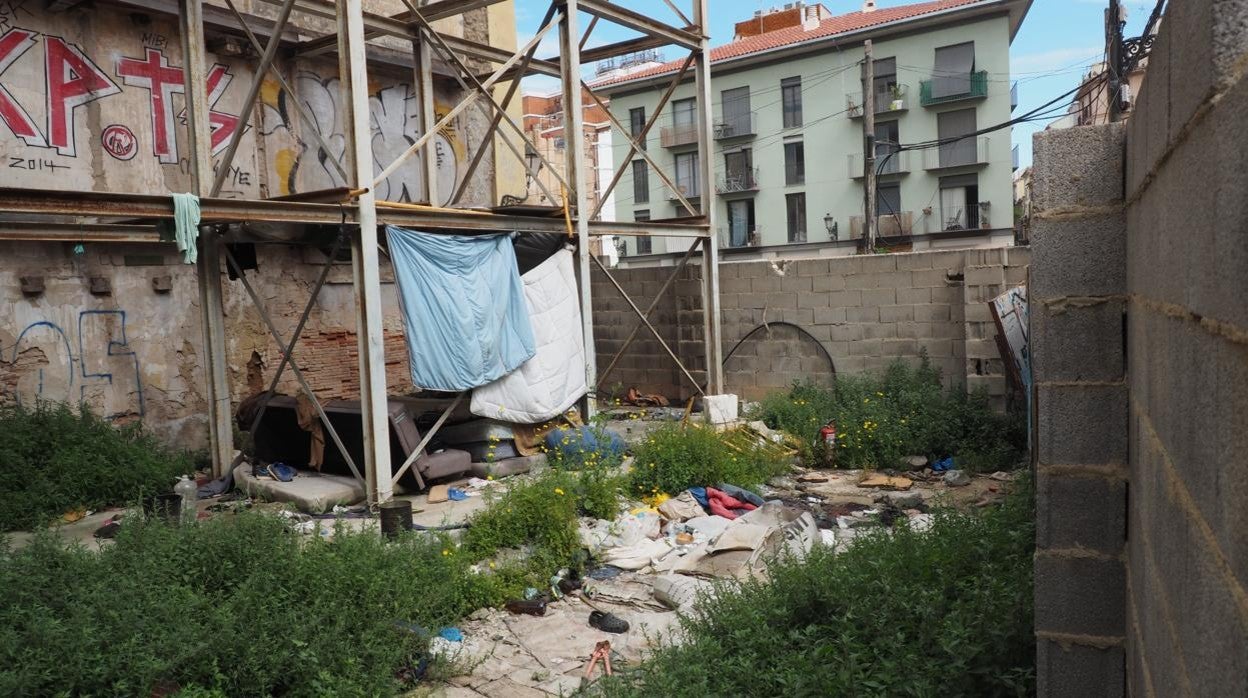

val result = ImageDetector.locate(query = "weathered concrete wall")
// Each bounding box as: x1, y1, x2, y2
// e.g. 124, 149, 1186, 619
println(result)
1031, 1, 1248, 695
592, 247, 1029, 404
0, 4, 496, 204
0, 241, 417, 446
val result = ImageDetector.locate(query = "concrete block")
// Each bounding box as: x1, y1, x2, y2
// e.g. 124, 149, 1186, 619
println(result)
847, 306, 879, 323
857, 255, 897, 273
863, 323, 897, 340
1034, 553, 1126, 637
764, 292, 798, 309
794, 259, 830, 276
752, 275, 782, 293
737, 263, 767, 278
861, 288, 896, 307
1037, 472, 1127, 554
779, 307, 815, 325
1037, 640, 1125, 698
914, 304, 951, 322
701, 394, 738, 425
930, 285, 962, 305
1030, 213, 1127, 299
879, 305, 914, 323
812, 274, 846, 292
897, 287, 931, 305
964, 265, 1006, 287
897, 322, 933, 340
827, 290, 863, 308
1032, 124, 1126, 212
966, 374, 1006, 396
856, 338, 883, 357
780, 275, 813, 293
722, 277, 751, 294
881, 338, 919, 356
910, 269, 952, 288
829, 324, 864, 342
1032, 299, 1126, 383
845, 274, 878, 291
797, 290, 830, 308
813, 307, 847, 325
1165, 0, 1248, 146
1037, 383, 1128, 466
920, 338, 954, 357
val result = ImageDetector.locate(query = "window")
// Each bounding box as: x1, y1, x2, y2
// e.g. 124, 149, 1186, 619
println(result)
876, 183, 901, 217
720, 86, 752, 136
726, 199, 755, 247
939, 174, 980, 230
781, 76, 802, 128
936, 108, 978, 166
674, 151, 699, 199
672, 98, 696, 128
932, 42, 976, 98
874, 121, 900, 174
629, 107, 647, 149
632, 160, 649, 203
786, 193, 807, 243
723, 149, 753, 191
872, 57, 898, 100
784, 141, 805, 185
635, 210, 652, 254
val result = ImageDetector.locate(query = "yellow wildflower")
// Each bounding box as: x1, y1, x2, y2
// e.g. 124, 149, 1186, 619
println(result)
554, 488, 565, 496
442, 549, 450, 556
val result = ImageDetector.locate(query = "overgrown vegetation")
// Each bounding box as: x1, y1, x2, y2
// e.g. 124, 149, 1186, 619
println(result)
628, 423, 789, 497
596, 478, 1037, 697
0, 402, 192, 532
757, 356, 1025, 471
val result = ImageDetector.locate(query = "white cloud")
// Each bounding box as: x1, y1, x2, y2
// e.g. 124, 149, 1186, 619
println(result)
1010, 46, 1102, 75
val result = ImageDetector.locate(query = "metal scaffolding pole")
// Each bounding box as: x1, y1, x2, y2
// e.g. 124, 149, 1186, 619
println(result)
179, 0, 234, 477
337, 0, 393, 504
414, 0, 439, 206
692, 0, 724, 394
560, 0, 598, 418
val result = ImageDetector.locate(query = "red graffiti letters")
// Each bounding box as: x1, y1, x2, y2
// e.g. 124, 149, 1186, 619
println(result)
44, 35, 120, 156
0, 28, 44, 146
116, 47, 184, 162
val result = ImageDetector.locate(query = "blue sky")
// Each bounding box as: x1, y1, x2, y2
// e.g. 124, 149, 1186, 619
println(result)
516, 0, 1155, 167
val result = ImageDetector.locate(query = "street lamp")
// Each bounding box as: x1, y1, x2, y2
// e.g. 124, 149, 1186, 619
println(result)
824, 213, 839, 241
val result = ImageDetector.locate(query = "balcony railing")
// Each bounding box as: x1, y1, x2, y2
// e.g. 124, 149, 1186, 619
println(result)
937, 205, 983, 232
848, 150, 911, 179
1011, 81, 1019, 111
719, 226, 762, 249
922, 136, 990, 170
660, 123, 699, 148
666, 182, 701, 201
714, 112, 757, 140
919, 70, 989, 106
849, 212, 914, 239
716, 167, 761, 195
846, 84, 910, 118
1012, 144, 1020, 170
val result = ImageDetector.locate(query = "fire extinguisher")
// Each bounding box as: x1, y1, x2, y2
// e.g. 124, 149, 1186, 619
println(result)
818, 421, 837, 466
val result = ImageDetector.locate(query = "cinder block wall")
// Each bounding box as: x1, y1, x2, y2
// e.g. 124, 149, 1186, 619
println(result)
1031, 1, 1248, 695
591, 247, 1029, 404
1121, 0, 1248, 695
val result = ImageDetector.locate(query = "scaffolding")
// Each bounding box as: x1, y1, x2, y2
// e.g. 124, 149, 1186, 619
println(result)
0, 0, 723, 505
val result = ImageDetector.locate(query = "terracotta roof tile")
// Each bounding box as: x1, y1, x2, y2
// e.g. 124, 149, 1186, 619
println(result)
591, 0, 986, 89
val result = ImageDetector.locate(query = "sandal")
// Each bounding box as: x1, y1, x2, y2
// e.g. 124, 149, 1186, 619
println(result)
588, 610, 629, 634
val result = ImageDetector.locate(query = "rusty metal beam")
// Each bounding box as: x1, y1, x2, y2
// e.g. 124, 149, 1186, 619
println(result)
577, 0, 700, 50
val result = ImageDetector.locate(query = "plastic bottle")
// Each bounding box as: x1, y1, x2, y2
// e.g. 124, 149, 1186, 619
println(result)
174, 475, 198, 525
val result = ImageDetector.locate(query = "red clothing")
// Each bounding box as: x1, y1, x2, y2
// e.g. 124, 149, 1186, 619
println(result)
706, 487, 758, 520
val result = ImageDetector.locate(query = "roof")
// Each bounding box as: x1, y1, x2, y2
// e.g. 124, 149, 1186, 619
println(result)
592, 0, 993, 91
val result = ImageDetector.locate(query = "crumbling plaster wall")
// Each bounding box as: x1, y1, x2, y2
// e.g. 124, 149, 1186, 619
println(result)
591, 247, 1029, 404
1030, 1, 1248, 696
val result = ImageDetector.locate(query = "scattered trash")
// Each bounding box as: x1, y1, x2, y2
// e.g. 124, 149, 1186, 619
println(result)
988, 471, 1014, 482
652, 573, 716, 610
93, 516, 122, 539
175, 474, 198, 525
504, 598, 548, 616
586, 566, 624, 580
197, 468, 234, 498
427, 484, 450, 504
447, 487, 469, 501
859, 474, 913, 490
582, 640, 614, 680
657, 491, 704, 522
932, 456, 955, 473
588, 611, 629, 634
943, 470, 971, 487
438, 627, 463, 643
797, 472, 830, 483
625, 387, 669, 407
874, 492, 924, 510
268, 462, 297, 482
61, 508, 89, 523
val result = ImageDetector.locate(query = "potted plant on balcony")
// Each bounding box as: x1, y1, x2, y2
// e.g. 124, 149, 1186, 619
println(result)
889, 84, 904, 111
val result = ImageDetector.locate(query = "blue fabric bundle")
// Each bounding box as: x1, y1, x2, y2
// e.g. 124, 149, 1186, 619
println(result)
385, 226, 536, 391
543, 426, 626, 468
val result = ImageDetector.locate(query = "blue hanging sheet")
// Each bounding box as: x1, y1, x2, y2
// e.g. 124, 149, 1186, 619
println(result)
385, 226, 536, 391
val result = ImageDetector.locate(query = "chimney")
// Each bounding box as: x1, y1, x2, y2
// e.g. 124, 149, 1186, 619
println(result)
802, 4, 820, 30
863, 0, 877, 12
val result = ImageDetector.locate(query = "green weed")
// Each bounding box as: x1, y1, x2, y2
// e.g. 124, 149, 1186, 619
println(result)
0, 402, 192, 531
628, 423, 788, 497
756, 356, 1026, 471
594, 478, 1037, 697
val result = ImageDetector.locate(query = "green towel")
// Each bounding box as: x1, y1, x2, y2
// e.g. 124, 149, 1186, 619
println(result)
170, 192, 201, 264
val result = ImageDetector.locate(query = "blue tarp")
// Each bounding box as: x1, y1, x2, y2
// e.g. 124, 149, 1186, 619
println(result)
385, 226, 536, 391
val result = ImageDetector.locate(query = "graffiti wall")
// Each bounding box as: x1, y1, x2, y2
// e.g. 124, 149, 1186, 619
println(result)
0, 5, 480, 202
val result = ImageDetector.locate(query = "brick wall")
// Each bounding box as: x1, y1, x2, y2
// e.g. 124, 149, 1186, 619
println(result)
1030, 1, 1248, 695
591, 246, 1030, 404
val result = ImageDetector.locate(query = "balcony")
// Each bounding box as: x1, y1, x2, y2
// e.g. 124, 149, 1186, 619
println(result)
660, 123, 698, 148
714, 112, 757, 140
919, 70, 989, 106
848, 151, 911, 179
848, 212, 914, 239
716, 167, 761, 195
666, 183, 701, 201
1012, 144, 1020, 171
719, 226, 761, 249
846, 84, 910, 118
922, 136, 990, 170
936, 205, 984, 232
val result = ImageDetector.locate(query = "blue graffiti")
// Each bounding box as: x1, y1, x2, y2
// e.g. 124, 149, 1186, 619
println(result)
6, 310, 145, 419
78, 310, 145, 418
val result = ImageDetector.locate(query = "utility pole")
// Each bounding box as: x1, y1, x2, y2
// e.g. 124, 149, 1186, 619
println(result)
1106, 0, 1123, 122
862, 40, 876, 253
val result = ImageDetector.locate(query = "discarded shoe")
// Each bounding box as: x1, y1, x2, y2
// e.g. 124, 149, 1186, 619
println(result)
588, 610, 629, 634
269, 462, 297, 482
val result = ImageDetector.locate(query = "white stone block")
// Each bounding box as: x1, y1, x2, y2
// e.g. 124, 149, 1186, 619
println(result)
702, 394, 739, 425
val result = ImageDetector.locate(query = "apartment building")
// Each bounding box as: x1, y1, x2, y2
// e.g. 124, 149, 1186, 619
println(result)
593, 0, 1032, 261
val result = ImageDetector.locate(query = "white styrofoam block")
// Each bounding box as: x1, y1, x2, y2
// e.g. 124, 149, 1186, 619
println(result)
702, 394, 739, 425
